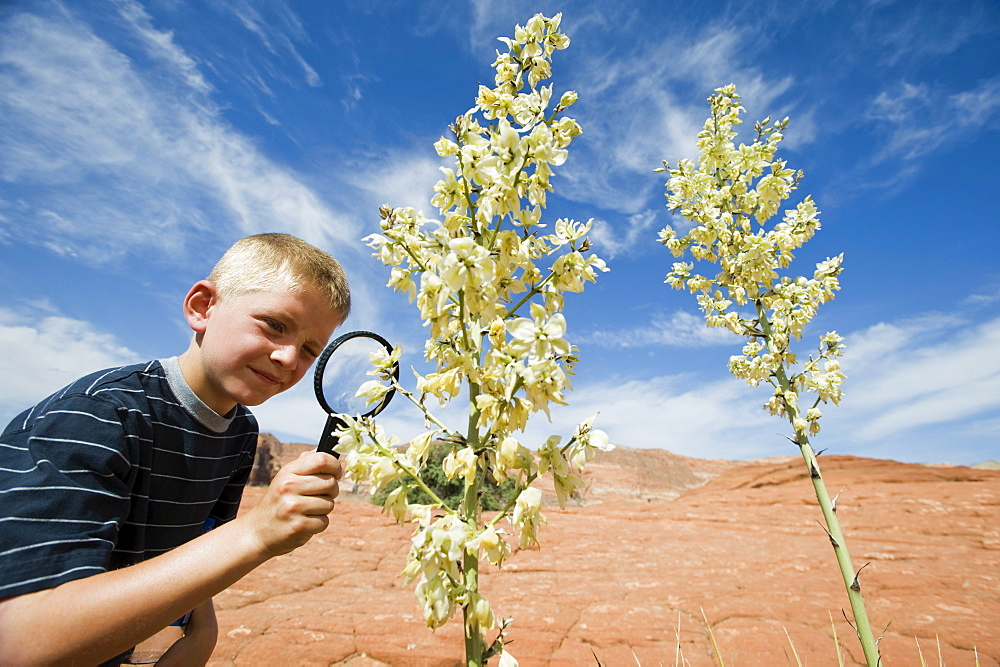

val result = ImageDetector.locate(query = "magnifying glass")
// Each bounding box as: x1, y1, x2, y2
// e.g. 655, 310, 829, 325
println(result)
313, 330, 400, 456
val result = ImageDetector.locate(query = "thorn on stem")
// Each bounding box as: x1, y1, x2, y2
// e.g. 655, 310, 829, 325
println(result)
851, 562, 871, 592
874, 620, 891, 666
816, 520, 839, 548
832, 488, 843, 513
878, 619, 891, 642
810, 462, 821, 479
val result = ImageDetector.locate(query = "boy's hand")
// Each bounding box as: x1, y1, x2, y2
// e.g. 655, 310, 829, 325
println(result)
245, 451, 343, 558
0, 454, 341, 665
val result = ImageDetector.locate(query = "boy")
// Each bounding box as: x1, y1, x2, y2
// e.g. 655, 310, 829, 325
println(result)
0, 233, 350, 664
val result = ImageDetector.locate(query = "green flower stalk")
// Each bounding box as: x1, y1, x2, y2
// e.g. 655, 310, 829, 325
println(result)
657, 85, 879, 666
335, 14, 612, 666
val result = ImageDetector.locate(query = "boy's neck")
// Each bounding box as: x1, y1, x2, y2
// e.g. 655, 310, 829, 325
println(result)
162, 356, 237, 432
177, 345, 238, 417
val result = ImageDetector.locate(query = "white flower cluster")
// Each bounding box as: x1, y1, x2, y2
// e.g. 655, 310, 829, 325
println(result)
346, 14, 612, 663
659, 85, 846, 439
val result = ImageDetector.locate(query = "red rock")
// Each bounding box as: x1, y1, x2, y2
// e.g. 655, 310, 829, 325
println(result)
208, 439, 1000, 665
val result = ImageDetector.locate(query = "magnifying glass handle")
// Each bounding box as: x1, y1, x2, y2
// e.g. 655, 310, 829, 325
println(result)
318, 414, 347, 458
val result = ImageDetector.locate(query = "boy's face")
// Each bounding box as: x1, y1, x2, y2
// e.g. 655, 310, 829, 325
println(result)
190, 282, 343, 415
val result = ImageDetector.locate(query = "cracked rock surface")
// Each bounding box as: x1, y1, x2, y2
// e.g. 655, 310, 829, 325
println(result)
209, 442, 1000, 665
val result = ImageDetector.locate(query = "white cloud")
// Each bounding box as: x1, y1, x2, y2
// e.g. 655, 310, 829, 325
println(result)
557, 20, 798, 217
836, 314, 1000, 444
582, 309, 737, 348
0, 307, 143, 424
952, 76, 1000, 125
0, 5, 357, 265
868, 77, 1000, 164
248, 381, 329, 445
563, 309, 1000, 464
115, 0, 212, 94
863, 1, 997, 66
223, 0, 322, 87
253, 375, 433, 448
515, 373, 777, 460
589, 210, 660, 259
348, 151, 442, 215
963, 279, 1000, 307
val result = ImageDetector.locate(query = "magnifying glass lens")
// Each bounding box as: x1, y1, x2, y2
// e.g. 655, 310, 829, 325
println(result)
319, 334, 392, 417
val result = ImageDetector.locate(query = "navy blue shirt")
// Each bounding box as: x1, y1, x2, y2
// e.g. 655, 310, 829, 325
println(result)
0, 358, 258, 600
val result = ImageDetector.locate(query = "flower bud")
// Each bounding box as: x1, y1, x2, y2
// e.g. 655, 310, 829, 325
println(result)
558, 90, 578, 108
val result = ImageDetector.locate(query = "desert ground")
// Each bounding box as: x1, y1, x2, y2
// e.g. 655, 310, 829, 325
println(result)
207, 436, 999, 665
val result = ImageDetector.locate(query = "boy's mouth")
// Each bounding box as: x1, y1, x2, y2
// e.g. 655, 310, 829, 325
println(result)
251, 368, 283, 386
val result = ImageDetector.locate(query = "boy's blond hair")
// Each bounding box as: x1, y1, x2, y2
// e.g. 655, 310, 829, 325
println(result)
208, 233, 351, 317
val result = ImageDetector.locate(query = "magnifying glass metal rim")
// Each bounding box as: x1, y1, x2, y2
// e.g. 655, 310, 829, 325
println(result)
313, 329, 400, 418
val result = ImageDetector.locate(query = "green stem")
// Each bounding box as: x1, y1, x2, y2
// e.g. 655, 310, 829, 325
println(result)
393, 383, 455, 435
463, 381, 484, 666
487, 469, 540, 528
358, 421, 449, 509
398, 240, 431, 274
463, 546, 482, 667
484, 432, 578, 528
796, 435, 878, 667
755, 301, 880, 666
502, 269, 557, 319
453, 123, 479, 236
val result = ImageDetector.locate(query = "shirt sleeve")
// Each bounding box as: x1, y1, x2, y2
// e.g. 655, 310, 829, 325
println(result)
0, 393, 136, 599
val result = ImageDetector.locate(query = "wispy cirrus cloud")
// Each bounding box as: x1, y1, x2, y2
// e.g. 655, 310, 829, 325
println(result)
835, 314, 1000, 446
854, 0, 998, 67
219, 0, 321, 87
115, 0, 212, 94
588, 210, 661, 259
519, 373, 778, 461
581, 309, 734, 348
868, 77, 1000, 165
0, 2, 361, 268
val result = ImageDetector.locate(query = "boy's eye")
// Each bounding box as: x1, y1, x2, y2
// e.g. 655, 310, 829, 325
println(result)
265, 319, 285, 334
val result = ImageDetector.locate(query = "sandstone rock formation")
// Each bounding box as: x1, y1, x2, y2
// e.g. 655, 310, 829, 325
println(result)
209, 436, 999, 665
249, 433, 313, 486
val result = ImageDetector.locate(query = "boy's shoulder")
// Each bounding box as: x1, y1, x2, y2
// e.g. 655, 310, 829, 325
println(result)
50, 359, 168, 409
5, 358, 258, 441
68, 360, 165, 393
3, 361, 168, 437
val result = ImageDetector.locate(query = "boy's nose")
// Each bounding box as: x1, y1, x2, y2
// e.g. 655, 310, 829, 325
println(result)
271, 344, 299, 369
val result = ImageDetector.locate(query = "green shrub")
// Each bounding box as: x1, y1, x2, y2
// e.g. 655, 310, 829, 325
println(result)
372, 441, 519, 511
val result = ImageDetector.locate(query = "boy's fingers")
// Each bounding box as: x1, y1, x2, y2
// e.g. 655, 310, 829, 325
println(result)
288, 450, 343, 478
302, 476, 340, 501
270, 470, 339, 502
303, 493, 338, 517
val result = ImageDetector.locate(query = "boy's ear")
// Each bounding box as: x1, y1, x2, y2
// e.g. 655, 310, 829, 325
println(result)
183, 280, 219, 334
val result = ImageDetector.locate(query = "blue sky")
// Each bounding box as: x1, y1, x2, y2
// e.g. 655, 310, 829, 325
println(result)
1, 0, 998, 465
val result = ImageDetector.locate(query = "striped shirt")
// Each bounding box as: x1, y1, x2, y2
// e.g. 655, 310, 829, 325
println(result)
0, 358, 258, 600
